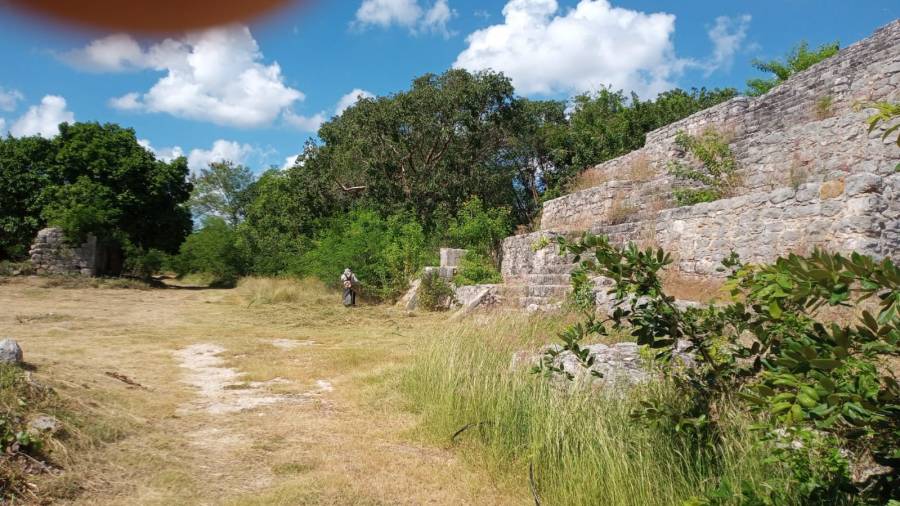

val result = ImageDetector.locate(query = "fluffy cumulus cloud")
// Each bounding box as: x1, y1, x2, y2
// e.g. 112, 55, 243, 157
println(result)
284, 110, 326, 132
705, 14, 752, 74
0, 118, 6, 133
335, 88, 375, 115
0, 87, 23, 112
454, 0, 683, 97
281, 153, 300, 170
140, 138, 253, 173
10, 95, 75, 138
355, 0, 456, 36
66, 25, 304, 128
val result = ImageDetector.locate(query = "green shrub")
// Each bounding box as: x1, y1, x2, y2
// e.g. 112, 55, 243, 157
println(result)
445, 196, 512, 260
453, 252, 502, 286
546, 234, 899, 504
418, 271, 456, 311
0, 261, 34, 276
668, 129, 739, 206
746, 41, 839, 97
123, 247, 166, 279
171, 217, 247, 287
296, 210, 435, 301
567, 268, 596, 313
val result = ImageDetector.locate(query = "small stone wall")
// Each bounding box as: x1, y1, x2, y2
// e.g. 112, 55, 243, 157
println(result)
29, 228, 99, 276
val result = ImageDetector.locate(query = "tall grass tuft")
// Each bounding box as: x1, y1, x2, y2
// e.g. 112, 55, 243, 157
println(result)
237, 277, 336, 306
401, 314, 792, 505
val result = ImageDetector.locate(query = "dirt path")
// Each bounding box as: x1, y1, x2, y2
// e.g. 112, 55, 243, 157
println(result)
0, 278, 519, 505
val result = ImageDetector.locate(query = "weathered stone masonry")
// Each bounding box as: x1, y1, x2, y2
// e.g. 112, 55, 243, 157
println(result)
499, 20, 900, 309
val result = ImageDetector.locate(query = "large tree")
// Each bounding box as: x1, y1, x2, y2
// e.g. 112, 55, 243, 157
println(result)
0, 122, 193, 260
309, 69, 521, 226
188, 160, 255, 227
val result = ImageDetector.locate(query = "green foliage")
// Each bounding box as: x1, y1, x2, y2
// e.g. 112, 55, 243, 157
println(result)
417, 270, 456, 311
561, 87, 737, 196
0, 135, 54, 259
444, 196, 512, 260
297, 210, 434, 300
862, 101, 900, 148
189, 160, 255, 227
531, 235, 551, 252
171, 217, 247, 287
668, 129, 739, 206
747, 41, 840, 97
41, 176, 120, 242
453, 251, 502, 286
546, 234, 899, 504
311, 69, 524, 224
122, 246, 166, 279
567, 268, 596, 313
0, 122, 192, 261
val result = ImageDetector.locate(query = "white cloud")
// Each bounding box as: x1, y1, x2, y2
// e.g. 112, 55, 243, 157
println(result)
422, 0, 456, 37
68, 25, 303, 128
108, 92, 142, 110
335, 88, 375, 115
0, 87, 23, 112
454, 0, 683, 97
284, 110, 326, 132
355, 0, 456, 36
187, 140, 253, 173
705, 14, 751, 75
0, 118, 6, 134
138, 138, 185, 162
356, 0, 422, 28
10, 95, 75, 138
281, 153, 300, 170
61, 33, 145, 71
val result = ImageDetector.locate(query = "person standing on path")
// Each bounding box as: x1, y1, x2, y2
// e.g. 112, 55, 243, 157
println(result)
341, 268, 359, 307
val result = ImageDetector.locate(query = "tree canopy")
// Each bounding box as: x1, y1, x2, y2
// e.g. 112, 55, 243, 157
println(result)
746, 41, 840, 96
0, 122, 192, 260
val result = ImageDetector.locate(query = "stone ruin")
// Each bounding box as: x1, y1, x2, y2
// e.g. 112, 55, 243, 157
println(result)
496, 19, 900, 312
29, 227, 121, 277
397, 247, 501, 313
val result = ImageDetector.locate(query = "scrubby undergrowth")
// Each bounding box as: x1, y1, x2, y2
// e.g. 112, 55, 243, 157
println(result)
400, 315, 791, 505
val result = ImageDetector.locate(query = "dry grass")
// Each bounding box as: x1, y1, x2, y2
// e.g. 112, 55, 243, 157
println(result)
625, 154, 655, 182
569, 167, 611, 193
813, 95, 835, 120
237, 276, 335, 306
661, 270, 727, 303
606, 194, 638, 225
0, 276, 518, 505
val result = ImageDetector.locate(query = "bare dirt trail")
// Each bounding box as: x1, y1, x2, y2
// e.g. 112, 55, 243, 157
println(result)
0, 277, 520, 505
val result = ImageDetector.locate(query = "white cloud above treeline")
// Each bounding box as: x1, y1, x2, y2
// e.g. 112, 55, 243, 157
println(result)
10, 95, 75, 138
0, 87, 24, 112
140, 138, 254, 173
355, 0, 456, 37
454, 0, 751, 97
335, 88, 374, 115
63, 25, 308, 129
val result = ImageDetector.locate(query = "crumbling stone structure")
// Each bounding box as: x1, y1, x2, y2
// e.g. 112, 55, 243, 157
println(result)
499, 20, 900, 311
28, 227, 121, 277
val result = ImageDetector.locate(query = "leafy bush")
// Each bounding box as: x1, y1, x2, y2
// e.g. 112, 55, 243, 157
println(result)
445, 196, 512, 261
453, 251, 502, 286
747, 41, 840, 97
418, 270, 456, 311
545, 235, 899, 504
122, 247, 166, 279
171, 217, 248, 287
0, 261, 34, 276
297, 210, 434, 300
668, 129, 739, 206
862, 101, 900, 148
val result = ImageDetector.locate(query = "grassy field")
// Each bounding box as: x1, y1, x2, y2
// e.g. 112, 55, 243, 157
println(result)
1, 275, 797, 505
0, 276, 524, 504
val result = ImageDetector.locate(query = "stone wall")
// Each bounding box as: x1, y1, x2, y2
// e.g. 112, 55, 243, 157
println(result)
29, 228, 99, 276
541, 20, 900, 232
499, 20, 900, 309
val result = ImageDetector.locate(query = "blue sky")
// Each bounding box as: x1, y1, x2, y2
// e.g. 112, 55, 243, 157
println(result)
0, 0, 897, 172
